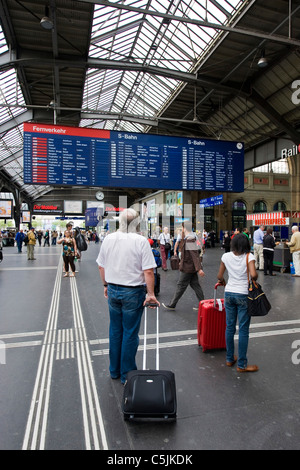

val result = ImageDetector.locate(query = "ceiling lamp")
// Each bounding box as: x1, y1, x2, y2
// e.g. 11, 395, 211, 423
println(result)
257, 50, 268, 68
40, 6, 53, 30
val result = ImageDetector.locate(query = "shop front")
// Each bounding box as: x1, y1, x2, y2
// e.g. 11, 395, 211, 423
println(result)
247, 211, 300, 272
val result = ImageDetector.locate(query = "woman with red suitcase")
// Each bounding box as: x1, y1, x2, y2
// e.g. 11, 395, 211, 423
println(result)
217, 233, 259, 373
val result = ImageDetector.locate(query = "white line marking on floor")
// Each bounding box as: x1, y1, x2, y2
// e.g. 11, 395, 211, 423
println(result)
91, 322, 300, 356
0, 266, 58, 270
22, 256, 62, 450
3, 320, 300, 352
0, 331, 44, 340
70, 277, 108, 450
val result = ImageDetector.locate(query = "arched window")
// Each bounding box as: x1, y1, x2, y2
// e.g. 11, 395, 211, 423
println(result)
273, 201, 286, 211
232, 200, 247, 211
253, 201, 267, 213
232, 200, 247, 230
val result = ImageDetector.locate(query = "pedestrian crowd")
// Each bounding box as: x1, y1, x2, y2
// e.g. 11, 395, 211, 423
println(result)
10, 224, 91, 276
96, 213, 300, 384
4, 216, 300, 384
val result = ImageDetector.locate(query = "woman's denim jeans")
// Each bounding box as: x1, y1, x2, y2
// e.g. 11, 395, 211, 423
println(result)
225, 292, 251, 369
107, 284, 145, 383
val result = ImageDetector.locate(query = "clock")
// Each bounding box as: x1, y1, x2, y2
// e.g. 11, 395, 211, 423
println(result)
95, 191, 104, 201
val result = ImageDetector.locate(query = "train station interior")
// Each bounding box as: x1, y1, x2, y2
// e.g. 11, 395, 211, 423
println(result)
1, 0, 300, 453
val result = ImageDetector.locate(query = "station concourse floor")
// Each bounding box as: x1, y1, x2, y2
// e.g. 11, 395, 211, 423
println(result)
0, 240, 300, 452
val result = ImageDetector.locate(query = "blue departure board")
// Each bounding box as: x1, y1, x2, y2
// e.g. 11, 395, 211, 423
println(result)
23, 123, 244, 192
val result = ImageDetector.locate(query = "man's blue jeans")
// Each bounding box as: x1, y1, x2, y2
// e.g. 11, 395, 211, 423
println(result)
224, 292, 251, 369
107, 284, 145, 383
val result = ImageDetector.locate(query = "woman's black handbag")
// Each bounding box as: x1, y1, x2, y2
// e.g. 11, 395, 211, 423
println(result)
246, 254, 271, 317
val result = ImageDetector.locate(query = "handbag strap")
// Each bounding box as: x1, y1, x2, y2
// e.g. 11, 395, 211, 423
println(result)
246, 252, 250, 282
247, 252, 259, 290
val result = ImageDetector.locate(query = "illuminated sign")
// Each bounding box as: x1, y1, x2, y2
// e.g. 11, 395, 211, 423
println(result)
24, 123, 244, 192
247, 212, 290, 225
33, 204, 62, 214
0, 199, 13, 218
200, 194, 223, 207
22, 211, 30, 223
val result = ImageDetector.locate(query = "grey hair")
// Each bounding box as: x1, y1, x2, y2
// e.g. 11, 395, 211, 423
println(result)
119, 208, 140, 233
292, 226, 299, 232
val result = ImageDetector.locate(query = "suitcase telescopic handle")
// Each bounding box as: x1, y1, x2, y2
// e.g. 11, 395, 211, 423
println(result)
214, 282, 224, 308
143, 304, 159, 371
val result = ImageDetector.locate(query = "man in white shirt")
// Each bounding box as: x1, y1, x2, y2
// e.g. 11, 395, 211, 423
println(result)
97, 208, 159, 384
158, 226, 171, 271
253, 224, 265, 270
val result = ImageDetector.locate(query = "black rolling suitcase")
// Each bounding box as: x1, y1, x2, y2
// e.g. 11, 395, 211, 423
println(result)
123, 304, 177, 421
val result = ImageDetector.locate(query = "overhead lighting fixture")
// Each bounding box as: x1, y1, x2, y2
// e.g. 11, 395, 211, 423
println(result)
257, 50, 268, 68
40, 6, 53, 30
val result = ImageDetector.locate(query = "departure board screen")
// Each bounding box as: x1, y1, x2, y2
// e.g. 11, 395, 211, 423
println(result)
23, 123, 244, 192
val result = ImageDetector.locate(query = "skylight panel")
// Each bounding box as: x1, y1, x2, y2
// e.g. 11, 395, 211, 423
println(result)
82, 0, 246, 132
0, 24, 8, 55
0, 69, 26, 125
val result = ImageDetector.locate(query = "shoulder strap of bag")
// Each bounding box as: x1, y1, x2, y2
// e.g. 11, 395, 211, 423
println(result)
247, 252, 260, 290
246, 253, 250, 283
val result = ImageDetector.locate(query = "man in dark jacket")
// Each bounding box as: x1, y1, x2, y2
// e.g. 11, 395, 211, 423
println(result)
162, 221, 205, 310
263, 227, 279, 276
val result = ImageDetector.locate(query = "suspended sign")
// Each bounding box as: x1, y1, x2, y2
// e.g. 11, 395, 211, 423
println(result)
23, 123, 244, 192
200, 195, 223, 207
247, 212, 290, 225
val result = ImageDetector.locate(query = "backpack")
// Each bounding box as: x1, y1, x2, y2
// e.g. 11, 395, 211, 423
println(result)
152, 248, 162, 268
74, 229, 88, 251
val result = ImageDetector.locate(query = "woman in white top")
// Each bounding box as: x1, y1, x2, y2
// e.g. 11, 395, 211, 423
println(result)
158, 227, 171, 271
217, 233, 259, 372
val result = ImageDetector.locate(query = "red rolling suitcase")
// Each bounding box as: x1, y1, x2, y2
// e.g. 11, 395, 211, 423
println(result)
197, 283, 226, 352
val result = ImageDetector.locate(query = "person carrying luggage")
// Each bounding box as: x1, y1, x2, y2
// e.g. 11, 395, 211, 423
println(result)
58, 230, 78, 277
97, 209, 159, 384
217, 233, 259, 372
162, 221, 205, 311
158, 226, 171, 271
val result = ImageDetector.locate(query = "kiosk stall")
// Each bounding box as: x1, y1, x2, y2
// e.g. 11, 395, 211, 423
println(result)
246, 211, 300, 272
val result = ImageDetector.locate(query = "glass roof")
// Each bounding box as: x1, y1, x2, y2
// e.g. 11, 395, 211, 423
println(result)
82, 0, 245, 131
253, 159, 289, 174
0, 0, 245, 199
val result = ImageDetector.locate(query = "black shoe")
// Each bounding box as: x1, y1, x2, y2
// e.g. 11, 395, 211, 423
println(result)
162, 303, 176, 310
